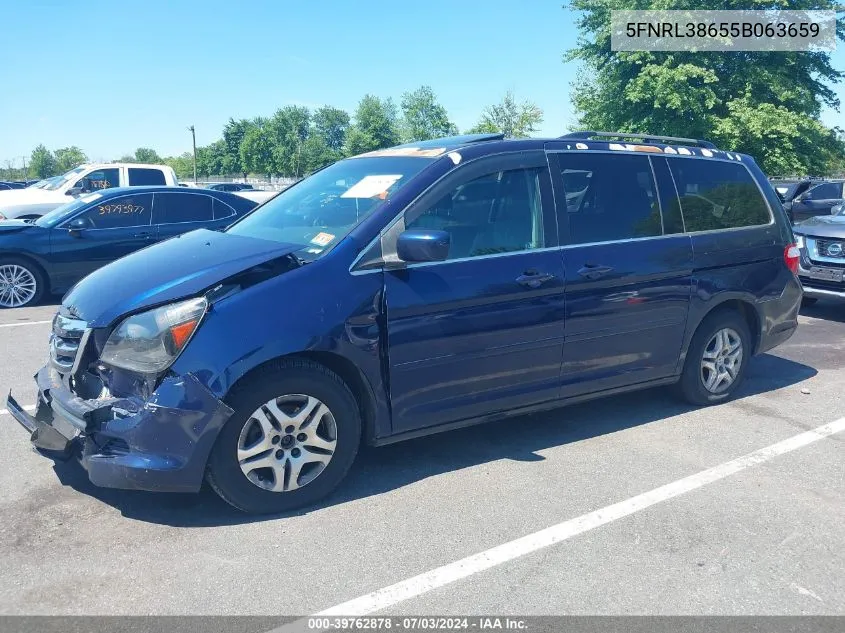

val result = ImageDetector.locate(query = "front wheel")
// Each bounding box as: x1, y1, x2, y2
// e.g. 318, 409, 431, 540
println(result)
0, 258, 45, 308
677, 311, 751, 406
206, 359, 361, 514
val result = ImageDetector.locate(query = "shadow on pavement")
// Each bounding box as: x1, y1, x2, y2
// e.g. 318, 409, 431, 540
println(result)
51, 352, 817, 528
800, 300, 845, 324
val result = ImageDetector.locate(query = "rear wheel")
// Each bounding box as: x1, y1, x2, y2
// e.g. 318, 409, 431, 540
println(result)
206, 359, 361, 514
677, 310, 751, 406
0, 258, 45, 308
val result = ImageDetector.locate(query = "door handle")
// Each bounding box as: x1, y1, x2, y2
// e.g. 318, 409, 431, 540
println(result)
577, 264, 614, 280
516, 270, 556, 288
134, 231, 153, 240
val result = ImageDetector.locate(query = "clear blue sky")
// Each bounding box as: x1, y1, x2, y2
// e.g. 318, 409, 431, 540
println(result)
0, 0, 842, 167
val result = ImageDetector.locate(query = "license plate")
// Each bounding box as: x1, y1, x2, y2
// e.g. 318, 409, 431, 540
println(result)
807, 266, 844, 282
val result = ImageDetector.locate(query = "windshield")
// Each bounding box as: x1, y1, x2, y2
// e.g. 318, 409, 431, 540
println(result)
39, 166, 87, 191
34, 192, 102, 227
226, 155, 438, 255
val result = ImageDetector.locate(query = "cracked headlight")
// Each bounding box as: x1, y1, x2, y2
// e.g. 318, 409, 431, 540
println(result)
100, 297, 207, 374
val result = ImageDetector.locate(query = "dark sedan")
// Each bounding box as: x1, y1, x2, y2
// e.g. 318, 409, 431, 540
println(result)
0, 186, 257, 308
206, 182, 255, 192
793, 205, 845, 303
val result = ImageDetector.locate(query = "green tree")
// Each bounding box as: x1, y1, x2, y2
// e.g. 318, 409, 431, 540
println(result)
268, 106, 311, 177
29, 145, 57, 179
400, 85, 458, 142
53, 146, 88, 173
223, 118, 253, 176
565, 0, 845, 175
312, 106, 350, 152
134, 147, 162, 164
467, 91, 543, 138
346, 95, 401, 155
240, 120, 274, 180
117, 154, 136, 163
164, 153, 194, 180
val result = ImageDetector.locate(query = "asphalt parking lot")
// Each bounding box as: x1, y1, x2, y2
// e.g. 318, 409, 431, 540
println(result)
0, 299, 843, 616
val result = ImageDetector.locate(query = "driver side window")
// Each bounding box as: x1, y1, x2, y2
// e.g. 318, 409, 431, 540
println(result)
405, 168, 545, 261
74, 194, 153, 229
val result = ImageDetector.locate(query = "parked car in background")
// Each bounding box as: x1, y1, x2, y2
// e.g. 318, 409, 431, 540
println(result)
206, 182, 255, 192
0, 181, 27, 190
0, 186, 257, 308
786, 180, 845, 223
770, 178, 813, 203
0, 163, 179, 220
793, 203, 845, 303
6, 132, 801, 514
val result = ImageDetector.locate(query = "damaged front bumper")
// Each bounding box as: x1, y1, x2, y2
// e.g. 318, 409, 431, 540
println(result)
6, 365, 233, 493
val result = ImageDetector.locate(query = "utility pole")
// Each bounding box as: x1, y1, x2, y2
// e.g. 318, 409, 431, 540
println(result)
188, 125, 197, 183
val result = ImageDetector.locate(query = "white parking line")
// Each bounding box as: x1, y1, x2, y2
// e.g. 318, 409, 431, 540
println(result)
0, 320, 51, 329
0, 404, 36, 416
282, 417, 845, 622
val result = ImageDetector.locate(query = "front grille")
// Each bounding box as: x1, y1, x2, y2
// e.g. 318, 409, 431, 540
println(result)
49, 314, 88, 374
816, 239, 845, 259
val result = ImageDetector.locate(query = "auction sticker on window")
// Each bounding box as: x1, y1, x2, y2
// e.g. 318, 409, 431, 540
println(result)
310, 232, 335, 246
341, 175, 402, 199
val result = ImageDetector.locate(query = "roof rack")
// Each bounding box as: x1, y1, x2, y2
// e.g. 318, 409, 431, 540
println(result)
393, 133, 505, 150
559, 131, 718, 150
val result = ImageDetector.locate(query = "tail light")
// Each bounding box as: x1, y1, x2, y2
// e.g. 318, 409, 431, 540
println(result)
784, 244, 800, 274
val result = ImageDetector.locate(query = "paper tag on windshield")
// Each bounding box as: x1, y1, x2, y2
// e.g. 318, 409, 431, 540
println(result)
340, 175, 401, 199
311, 232, 335, 246
81, 193, 103, 203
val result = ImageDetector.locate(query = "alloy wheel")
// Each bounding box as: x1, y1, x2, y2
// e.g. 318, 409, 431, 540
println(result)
700, 327, 743, 394
0, 264, 37, 308
237, 394, 338, 492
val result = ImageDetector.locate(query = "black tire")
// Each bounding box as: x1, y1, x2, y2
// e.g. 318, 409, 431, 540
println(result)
676, 310, 752, 406
801, 297, 818, 307
0, 256, 46, 308
206, 359, 361, 514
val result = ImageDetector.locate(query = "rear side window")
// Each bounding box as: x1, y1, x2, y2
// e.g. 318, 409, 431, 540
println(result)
128, 168, 166, 186
667, 160, 771, 232
557, 153, 661, 245
153, 193, 214, 224
213, 197, 237, 220
77, 194, 152, 229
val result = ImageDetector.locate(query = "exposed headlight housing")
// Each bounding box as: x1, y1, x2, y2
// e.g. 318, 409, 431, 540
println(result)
795, 234, 805, 249
100, 297, 207, 374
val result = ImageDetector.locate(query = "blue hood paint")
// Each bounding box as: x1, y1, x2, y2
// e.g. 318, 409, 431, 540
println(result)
63, 229, 303, 326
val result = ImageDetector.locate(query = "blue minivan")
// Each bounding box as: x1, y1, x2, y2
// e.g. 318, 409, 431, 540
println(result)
7, 132, 802, 514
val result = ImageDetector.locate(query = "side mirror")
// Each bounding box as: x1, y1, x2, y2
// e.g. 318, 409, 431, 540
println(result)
66, 186, 83, 197
396, 229, 450, 263
66, 217, 88, 236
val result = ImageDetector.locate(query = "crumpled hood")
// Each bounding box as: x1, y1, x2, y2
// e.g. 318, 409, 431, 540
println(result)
793, 215, 845, 239
63, 229, 304, 327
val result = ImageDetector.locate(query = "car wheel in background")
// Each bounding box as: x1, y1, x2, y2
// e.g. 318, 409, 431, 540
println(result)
677, 309, 752, 406
206, 359, 361, 514
0, 257, 45, 308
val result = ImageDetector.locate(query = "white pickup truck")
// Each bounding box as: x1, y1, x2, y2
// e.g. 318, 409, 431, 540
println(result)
0, 163, 179, 220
